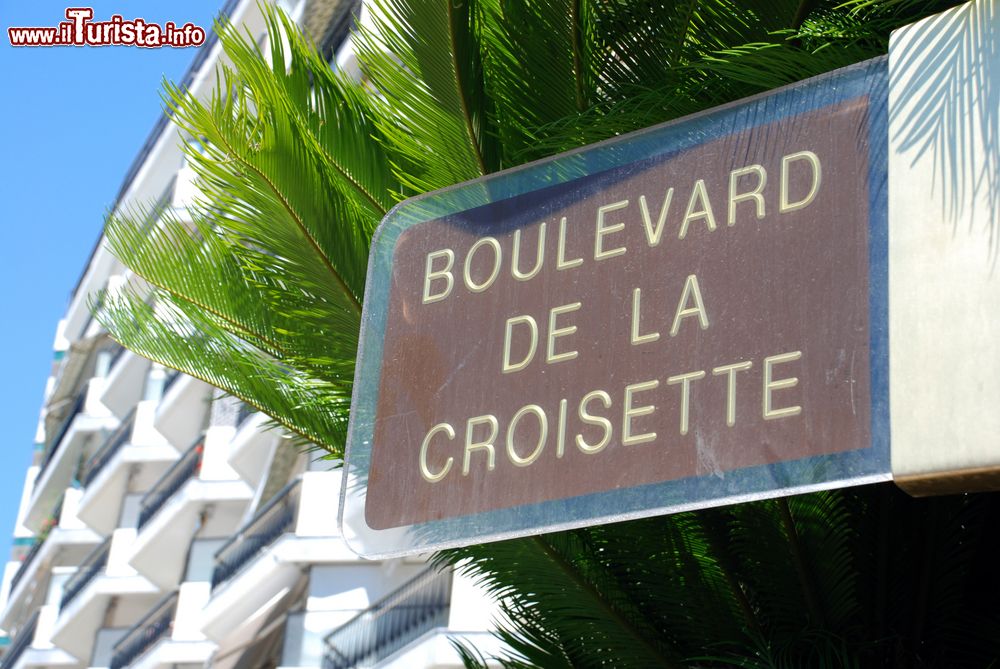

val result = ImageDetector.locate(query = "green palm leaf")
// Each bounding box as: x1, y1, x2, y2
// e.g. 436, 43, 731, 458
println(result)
355, 0, 495, 190
98, 287, 349, 452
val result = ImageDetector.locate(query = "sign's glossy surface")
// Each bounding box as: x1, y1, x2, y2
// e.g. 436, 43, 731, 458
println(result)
342, 58, 890, 558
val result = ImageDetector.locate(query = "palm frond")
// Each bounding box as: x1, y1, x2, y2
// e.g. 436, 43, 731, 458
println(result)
354, 0, 495, 191
98, 288, 348, 453
479, 0, 592, 161
438, 533, 683, 668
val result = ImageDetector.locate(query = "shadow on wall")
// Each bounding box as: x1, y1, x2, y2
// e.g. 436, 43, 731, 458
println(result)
890, 0, 999, 260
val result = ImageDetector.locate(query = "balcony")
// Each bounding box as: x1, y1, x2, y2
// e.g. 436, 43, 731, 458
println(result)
109, 592, 176, 669
39, 389, 87, 477
24, 380, 118, 533
128, 441, 252, 590
51, 529, 159, 664
322, 568, 453, 669
1, 490, 101, 634
82, 408, 135, 489
59, 538, 110, 611
227, 411, 279, 487
2, 611, 38, 669
211, 479, 300, 589
77, 402, 178, 536
46, 332, 110, 420
9, 536, 46, 595
200, 471, 357, 643
100, 348, 151, 418
104, 585, 215, 669
153, 371, 212, 450
139, 441, 203, 530
2, 605, 80, 669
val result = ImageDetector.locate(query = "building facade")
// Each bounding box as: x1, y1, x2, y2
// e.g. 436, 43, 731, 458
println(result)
0, 1, 501, 667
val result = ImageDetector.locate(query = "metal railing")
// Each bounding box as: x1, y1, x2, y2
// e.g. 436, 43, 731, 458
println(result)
83, 407, 136, 487
2, 611, 39, 668
9, 537, 46, 595
322, 567, 453, 669
137, 439, 203, 530
109, 592, 178, 669
211, 480, 301, 590
12, 495, 66, 593
60, 537, 111, 610
39, 386, 88, 479
10, 542, 44, 596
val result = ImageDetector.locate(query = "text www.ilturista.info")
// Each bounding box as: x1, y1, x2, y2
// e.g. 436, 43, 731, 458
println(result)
8, 8, 206, 48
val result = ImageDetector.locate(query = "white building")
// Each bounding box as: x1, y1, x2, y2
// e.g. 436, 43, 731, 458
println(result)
0, 2, 501, 667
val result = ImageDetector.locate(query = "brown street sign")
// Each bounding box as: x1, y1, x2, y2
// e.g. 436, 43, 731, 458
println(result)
342, 58, 890, 558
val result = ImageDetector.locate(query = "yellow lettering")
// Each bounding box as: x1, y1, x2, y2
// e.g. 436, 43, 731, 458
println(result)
512, 222, 546, 281
547, 302, 581, 364
667, 370, 706, 435
638, 188, 673, 247
506, 405, 548, 467
678, 179, 717, 239
463, 237, 502, 293
557, 216, 583, 270
728, 165, 767, 226
712, 361, 753, 427
780, 151, 821, 213
595, 200, 629, 260
670, 274, 709, 336
630, 288, 660, 345
763, 351, 803, 420
556, 398, 568, 458
576, 390, 612, 454
503, 315, 538, 374
419, 423, 455, 483
422, 249, 455, 304
622, 380, 659, 446
463, 414, 498, 475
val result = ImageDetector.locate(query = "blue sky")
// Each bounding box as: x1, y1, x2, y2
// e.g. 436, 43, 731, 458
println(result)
0, 1, 221, 550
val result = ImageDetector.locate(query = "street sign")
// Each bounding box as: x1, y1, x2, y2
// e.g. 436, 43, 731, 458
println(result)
342, 58, 890, 558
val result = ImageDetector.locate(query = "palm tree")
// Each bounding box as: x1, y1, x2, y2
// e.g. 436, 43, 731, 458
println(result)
98, 0, 1000, 666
